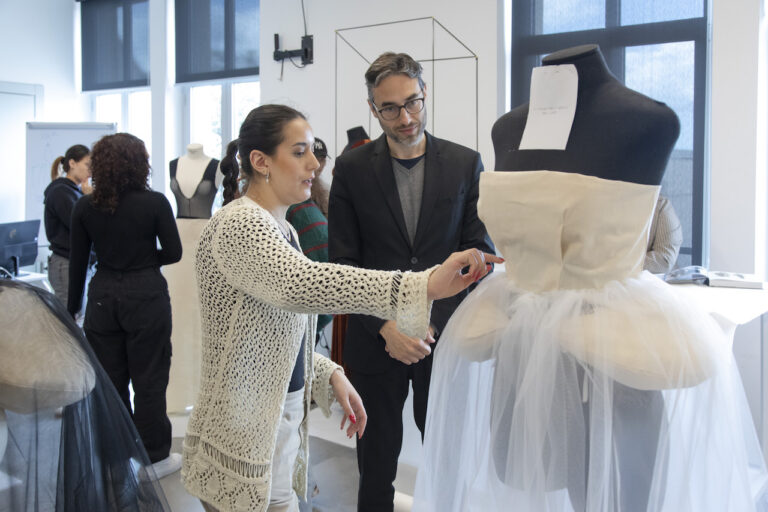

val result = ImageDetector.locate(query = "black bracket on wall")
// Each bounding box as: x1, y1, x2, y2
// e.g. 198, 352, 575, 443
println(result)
273, 34, 313, 66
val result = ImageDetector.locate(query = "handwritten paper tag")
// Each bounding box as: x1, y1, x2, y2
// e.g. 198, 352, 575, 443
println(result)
519, 64, 578, 150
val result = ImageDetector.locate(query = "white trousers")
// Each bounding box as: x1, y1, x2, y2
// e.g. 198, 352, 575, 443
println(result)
268, 387, 304, 512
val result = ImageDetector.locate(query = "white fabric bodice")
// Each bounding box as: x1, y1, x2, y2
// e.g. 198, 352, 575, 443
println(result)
478, 171, 659, 292
465, 171, 723, 392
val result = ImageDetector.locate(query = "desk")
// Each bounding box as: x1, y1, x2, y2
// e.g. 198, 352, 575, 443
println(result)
671, 283, 768, 328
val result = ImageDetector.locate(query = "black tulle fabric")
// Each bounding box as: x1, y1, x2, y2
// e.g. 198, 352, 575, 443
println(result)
0, 280, 169, 512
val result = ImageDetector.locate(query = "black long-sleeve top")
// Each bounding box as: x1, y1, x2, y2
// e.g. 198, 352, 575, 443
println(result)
43, 178, 83, 258
67, 189, 182, 314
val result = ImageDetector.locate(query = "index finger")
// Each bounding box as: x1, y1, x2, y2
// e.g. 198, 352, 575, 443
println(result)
484, 253, 504, 264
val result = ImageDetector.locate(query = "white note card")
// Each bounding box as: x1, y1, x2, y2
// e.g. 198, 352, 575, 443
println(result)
519, 64, 578, 151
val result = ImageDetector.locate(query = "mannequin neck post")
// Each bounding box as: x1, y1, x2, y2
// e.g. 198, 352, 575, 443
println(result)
542, 44, 616, 91
186, 143, 207, 160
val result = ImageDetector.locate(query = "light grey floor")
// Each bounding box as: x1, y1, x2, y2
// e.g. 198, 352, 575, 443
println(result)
161, 414, 416, 512
161, 335, 417, 511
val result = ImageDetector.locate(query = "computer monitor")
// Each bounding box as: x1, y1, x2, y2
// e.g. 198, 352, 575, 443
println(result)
0, 220, 41, 277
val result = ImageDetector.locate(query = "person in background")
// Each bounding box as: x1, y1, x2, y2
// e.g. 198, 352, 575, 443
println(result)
181, 104, 499, 512
286, 137, 332, 338
68, 133, 183, 479
44, 144, 92, 306
329, 130, 373, 370
644, 194, 683, 274
328, 52, 495, 511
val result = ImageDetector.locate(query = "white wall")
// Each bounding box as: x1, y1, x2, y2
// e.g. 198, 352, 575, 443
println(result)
0, 1, 86, 121
0, 0, 87, 224
710, 0, 768, 451
259, 0, 504, 469
259, 0, 504, 170
710, 0, 767, 275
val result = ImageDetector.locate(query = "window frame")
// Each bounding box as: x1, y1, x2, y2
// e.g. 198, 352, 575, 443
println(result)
81, 0, 150, 92
511, 1, 708, 265
175, 0, 260, 84
90, 87, 153, 147
179, 77, 261, 159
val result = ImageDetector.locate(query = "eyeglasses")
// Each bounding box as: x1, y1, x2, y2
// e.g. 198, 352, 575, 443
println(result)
372, 97, 425, 121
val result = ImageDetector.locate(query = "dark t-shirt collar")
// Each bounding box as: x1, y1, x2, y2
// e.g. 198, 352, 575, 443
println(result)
393, 154, 425, 170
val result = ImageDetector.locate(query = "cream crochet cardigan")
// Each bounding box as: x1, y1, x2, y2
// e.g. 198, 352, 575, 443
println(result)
181, 197, 433, 511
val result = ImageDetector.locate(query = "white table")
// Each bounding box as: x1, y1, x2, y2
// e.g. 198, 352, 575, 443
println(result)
671, 283, 768, 329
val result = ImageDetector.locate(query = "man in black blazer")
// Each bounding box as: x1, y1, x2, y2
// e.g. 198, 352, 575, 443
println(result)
329, 52, 494, 512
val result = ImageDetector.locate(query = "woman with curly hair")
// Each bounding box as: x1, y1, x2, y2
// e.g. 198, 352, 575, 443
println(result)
68, 132, 184, 478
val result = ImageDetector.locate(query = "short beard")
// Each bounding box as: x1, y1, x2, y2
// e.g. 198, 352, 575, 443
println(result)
381, 110, 427, 147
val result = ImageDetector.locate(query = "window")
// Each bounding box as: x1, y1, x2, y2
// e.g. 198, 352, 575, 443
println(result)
175, 0, 260, 83
189, 84, 223, 159
181, 79, 260, 214
231, 81, 261, 138
92, 89, 152, 158
94, 93, 122, 129
511, 1, 707, 266
127, 90, 152, 156
181, 79, 260, 160
81, 0, 149, 91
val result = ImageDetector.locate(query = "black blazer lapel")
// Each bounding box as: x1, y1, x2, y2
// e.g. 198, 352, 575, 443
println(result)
413, 132, 441, 248
371, 135, 412, 249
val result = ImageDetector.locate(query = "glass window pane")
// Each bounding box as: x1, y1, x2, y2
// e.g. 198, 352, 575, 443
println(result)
186, 0, 226, 75
621, 0, 704, 26
234, 0, 260, 69
130, 2, 150, 80
128, 90, 152, 158
538, 0, 605, 35
94, 94, 122, 130
625, 42, 695, 266
190, 85, 222, 159
83, 3, 124, 88
231, 81, 261, 136
81, 1, 149, 90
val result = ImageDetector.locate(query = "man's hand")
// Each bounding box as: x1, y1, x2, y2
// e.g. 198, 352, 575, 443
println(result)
380, 320, 436, 365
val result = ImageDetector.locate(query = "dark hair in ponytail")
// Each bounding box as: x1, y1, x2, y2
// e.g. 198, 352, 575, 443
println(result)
221, 104, 306, 205
50, 144, 90, 181
221, 140, 241, 205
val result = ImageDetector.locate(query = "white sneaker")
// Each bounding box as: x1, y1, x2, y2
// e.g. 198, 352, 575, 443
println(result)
151, 453, 182, 479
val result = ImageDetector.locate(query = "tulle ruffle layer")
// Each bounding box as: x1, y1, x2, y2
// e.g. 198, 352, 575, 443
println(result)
414, 271, 768, 512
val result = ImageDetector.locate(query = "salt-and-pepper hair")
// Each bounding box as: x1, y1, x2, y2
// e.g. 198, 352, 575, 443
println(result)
365, 52, 425, 102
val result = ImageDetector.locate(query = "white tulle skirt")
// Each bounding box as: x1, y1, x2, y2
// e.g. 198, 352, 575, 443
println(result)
413, 271, 768, 512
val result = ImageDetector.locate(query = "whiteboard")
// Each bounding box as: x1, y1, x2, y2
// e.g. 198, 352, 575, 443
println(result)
25, 122, 117, 246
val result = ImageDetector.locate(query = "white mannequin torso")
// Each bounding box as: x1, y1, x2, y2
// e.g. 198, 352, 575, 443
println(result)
176, 143, 223, 198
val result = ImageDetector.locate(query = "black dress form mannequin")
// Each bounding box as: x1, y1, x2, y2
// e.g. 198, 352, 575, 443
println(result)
492, 44, 679, 185
491, 45, 679, 512
168, 143, 221, 219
